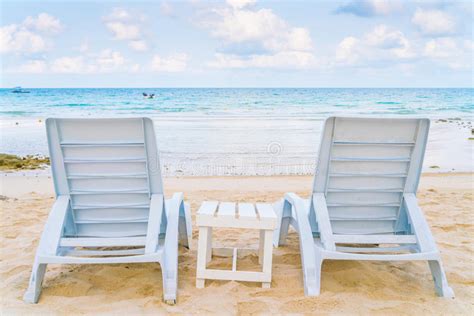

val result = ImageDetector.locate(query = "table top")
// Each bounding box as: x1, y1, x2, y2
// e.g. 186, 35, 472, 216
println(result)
196, 201, 277, 230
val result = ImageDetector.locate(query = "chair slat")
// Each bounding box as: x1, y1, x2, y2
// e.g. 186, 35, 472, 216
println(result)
74, 207, 149, 222
74, 222, 148, 237
64, 248, 146, 257
329, 172, 407, 177
331, 157, 410, 162
60, 236, 146, 247
333, 141, 415, 146
73, 203, 149, 210
74, 218, 148, 224
332, 234, 417, 244
327, 188, 403, 193
70, 189, 149, 195
64, 158, 146, 163
61, 142, 145, 146
68, 173, 148, 179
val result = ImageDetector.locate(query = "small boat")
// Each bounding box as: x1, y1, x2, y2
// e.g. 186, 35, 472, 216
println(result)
142, 93, 155, 99
12, 86, 30, 93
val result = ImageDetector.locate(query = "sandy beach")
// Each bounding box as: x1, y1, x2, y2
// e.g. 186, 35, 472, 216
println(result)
1, 173, 472, 315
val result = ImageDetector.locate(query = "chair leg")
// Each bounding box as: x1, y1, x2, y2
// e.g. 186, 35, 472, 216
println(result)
278, 217, 291, 246
161, 261, 177, 305
303, 256, 323, 297
181, 203, 193, 249
428, 259, 454, 298
23, 261, 47, 304
273, 200, 291, 247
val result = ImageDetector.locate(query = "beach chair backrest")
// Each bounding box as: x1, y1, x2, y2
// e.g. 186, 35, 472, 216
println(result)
46, 118, 163, 238
313, 117, 430, 235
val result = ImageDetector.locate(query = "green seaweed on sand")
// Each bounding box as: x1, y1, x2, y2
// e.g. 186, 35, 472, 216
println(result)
0, 153, 50, 171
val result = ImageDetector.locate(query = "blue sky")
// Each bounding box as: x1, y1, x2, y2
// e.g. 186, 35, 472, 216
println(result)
1, 0, 473, 87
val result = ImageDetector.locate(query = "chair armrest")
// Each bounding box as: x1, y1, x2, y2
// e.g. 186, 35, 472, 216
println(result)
164, 192, 184, 253
312, 193, 336, 251
284, 193, 319, 281
145, 194, 164, 254
284, 192, 303, 208
38, 195, 70, 256
403, 193, 437, 252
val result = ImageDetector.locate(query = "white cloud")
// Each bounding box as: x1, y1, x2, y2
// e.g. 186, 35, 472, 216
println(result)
423, 38, 473, 70
23, 13, 62, 33
336, 25, 415, 65
46, 50, 129, 74
203, 5, 312, 52
335, 36, 359, 64
130, 63, 141, 72
103, 7, 148, 51
106, 7, 133, 21
0, 25, 47, 53
129, 40, 148, 51
370, 0, 402, 15
200, 0, 314, 69
51, 56, 91, 73
160, 1, 174, 16
335, 0, 403, 17
412, 8, 456, 36
17, 59, 47, 73
105, 21, 141, 41
151, 53, 188, 72
334, 24, 472, 71
78, 39, 89, 53
365, 25, 414, 58
0, 13, 62, 54
208, 51, 317, 69
96, 49, 125, 69
226, 0, 256, 10
424, 38, 457, 59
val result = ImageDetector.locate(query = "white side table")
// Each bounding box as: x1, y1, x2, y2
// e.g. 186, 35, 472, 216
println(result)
196, 201, 277, 288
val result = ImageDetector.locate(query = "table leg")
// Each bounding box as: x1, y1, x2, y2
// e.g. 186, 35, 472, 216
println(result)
196, 226, 210, 288
262, 229, 273, 288
258, 230, 265, 265
206, 227, 213, 264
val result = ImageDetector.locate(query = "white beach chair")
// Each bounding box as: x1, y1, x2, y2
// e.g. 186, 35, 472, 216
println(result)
273, 116, 454, 298
24, 118, 192, 304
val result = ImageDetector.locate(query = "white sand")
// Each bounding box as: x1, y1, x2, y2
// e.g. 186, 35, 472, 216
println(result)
0, 173, 473, 314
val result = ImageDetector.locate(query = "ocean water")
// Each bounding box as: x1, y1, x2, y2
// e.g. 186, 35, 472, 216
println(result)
1, 88, 473, 118
1, 88, 473, 175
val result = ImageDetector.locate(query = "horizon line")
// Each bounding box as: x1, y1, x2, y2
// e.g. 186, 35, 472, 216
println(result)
1, 86, 473, 89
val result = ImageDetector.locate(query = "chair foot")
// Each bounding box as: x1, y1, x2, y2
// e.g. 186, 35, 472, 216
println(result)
429, 260, 455, 298
303, 258, 322, 297
23, 262, 47, 304
162, 262, 178, 303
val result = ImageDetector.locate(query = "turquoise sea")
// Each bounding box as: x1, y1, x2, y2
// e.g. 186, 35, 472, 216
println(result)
1, 88, 473, 175
1, 88, 473, 118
